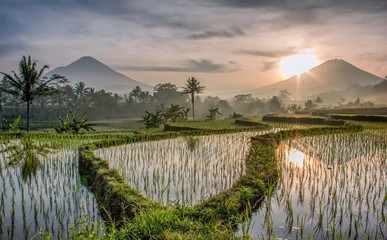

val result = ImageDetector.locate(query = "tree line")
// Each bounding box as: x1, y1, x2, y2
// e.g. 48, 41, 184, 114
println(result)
2, 56, 367, 131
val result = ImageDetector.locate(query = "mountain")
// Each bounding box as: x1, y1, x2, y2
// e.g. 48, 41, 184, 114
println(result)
46, 56, 153, 93
373, 79, 387, 93
372, 80, 387, 103
251, 59, 384, 99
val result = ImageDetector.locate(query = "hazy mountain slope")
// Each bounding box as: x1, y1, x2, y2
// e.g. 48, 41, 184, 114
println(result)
372, 80, 387, 93
251, 59, 384, 98
372, 80, 387, 103
46, 56, 153, 93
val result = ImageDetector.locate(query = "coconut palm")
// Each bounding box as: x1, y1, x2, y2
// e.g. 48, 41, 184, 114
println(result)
183, 77, 205, 120
129, 85, 143, 103
0, 56, 67, 132
75, 81, 89, 100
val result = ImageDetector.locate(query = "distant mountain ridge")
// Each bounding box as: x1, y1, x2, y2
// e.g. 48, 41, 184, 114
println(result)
251, 59, 384, 99
372, 80, 387, 103
46, 56, 152, 93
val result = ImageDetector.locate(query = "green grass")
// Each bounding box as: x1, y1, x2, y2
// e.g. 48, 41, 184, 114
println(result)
2, 116, 382, 239
90, 118, 142, 132
329, 113, 387, 117
354, 121, 387, 130
263, 113, 327, 118
134, 128, 165, 134
166, 119, 251, 130
76, 122, 364, 239
78, 128, 279, 239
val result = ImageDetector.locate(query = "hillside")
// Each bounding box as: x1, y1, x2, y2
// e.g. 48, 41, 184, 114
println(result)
251, 59, 384, 99
46, 56, 153, 93
372, 80, 387, 103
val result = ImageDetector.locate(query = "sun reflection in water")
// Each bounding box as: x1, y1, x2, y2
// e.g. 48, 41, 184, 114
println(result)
282, 144, 310, 166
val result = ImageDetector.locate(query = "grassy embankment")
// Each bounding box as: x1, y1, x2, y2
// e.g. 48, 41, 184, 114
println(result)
76, 117, 363, 239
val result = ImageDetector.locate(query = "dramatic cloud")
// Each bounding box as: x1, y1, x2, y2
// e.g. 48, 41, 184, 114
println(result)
0, 41, 28, 56
240, 48, 298, 58
117, 59, 235, 73
210, 0, 387, 12
261, 61, 278, 71
0, 0, 386, 92
188, 28, 245, 39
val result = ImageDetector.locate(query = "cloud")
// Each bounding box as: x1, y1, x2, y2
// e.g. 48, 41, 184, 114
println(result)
117, 59, 236, 73
0, 41, 28, 56
261, 61, 278, 71
240, 48, 297, 58
209, 0, 387, 12
188, 28, 245, 39
358, 52, 387, 62
207, 0, 282, 8
0, 0, 200, 33
0, 0, 386, 86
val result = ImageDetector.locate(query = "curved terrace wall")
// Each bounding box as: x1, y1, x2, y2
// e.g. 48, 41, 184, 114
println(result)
78, 123, 363, 237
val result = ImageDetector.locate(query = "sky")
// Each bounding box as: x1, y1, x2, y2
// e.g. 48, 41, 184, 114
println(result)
1, 0, 386, 95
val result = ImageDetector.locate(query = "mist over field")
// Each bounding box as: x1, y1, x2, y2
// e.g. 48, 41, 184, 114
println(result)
0, 1, 386, 239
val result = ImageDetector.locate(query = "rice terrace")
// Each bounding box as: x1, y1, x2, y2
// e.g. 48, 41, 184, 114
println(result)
1, 1, 387, 238
0, 104, 386, 239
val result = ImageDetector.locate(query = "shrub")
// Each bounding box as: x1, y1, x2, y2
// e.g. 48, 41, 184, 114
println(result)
2, 115, 21, 133
55, 111, 95, 134
138, 111, 164, 129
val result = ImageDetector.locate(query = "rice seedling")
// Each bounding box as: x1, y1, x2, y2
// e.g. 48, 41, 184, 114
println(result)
95, 132, 259, 206
0, 134, 104, 239
239, 127, 387, 239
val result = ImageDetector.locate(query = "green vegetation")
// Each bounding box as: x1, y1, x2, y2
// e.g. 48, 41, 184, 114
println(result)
183, 77, 205, 120
85, 118, 143, 133
139, 104, 189, 129
2, 115, 21, 133
138, 111, 164, 129
75, 121, 363, 239
262, 114, 346, 126
162, 104, 189, 123
0, 134, 109, 239
165, 118, 267, 131
78, 129, 277, 239
55, 111, 95, 134
329, 114, 387, 122
0, 56, 67, 132
1, 110, 386, 239
312, 106, 387, 116
245, 128, 386, 239
205, 107, 222, 121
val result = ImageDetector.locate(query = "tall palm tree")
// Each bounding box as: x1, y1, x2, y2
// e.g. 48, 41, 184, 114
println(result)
129, 85, 142, 103
75, 81, 89, 100
0, 56, 66, 132
183, 77, 205, 120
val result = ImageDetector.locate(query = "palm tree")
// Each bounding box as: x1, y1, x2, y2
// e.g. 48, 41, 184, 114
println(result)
75, 81, 89, 100
183, 77, 205, 120
0, 56, 66, 132
129, 85, 142, 103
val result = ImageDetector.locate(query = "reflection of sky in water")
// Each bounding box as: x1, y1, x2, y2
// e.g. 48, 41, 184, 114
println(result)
283, 144, 309, 166
0, 145, 103, 240
96, 132, 258, 206
238, 132, 387, 240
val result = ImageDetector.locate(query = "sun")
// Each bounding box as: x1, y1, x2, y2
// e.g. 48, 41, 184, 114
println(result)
281, 54, 318, 78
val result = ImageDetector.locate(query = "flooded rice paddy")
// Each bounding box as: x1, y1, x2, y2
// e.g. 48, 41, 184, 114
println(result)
95, 132, 259, 206
239, 130, 386, 239
0, 140, 103, 240
1, 127, 385, 239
